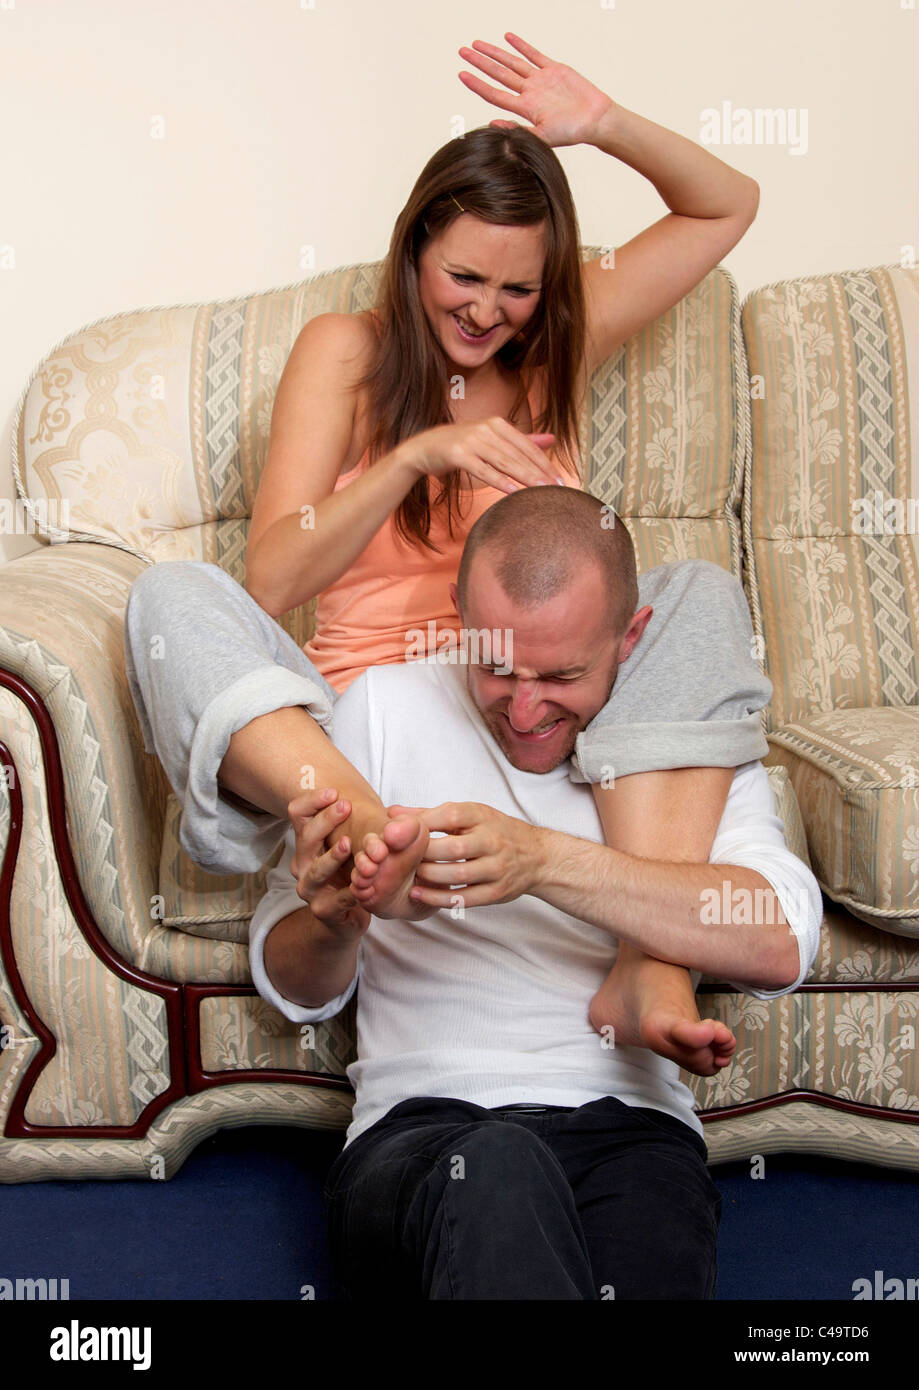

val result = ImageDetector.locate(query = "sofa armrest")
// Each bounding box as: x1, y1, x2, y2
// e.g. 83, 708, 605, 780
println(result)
0, 541, 168, 964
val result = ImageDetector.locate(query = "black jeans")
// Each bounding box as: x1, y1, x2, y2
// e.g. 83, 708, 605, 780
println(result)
323, 1094, 721, 1300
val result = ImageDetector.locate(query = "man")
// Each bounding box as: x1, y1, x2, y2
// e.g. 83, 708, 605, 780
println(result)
248, 487, 821, 1300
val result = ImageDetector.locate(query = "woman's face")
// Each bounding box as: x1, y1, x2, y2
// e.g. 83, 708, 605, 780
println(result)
417, 214, 546, 376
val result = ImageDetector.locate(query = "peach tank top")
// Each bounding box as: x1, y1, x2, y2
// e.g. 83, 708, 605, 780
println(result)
303, 368, 582, 694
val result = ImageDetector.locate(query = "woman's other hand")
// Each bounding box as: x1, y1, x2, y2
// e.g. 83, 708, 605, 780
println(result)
397, 416, 565, 494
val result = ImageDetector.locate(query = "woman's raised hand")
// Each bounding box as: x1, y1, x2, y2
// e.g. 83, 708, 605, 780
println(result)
397, 417, 566, 494
457, 31, 614, 148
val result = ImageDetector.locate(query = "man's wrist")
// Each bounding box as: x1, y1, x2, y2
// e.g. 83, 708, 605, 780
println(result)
530, 825, 582, 897
529, 825, 629, 937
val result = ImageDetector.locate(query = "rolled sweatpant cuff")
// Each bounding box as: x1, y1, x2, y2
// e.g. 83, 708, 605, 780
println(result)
181, 664, 337, 874
569, 714, 770, 784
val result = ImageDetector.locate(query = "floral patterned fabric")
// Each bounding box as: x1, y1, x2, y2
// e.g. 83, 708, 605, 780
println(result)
743, 266, 919, 929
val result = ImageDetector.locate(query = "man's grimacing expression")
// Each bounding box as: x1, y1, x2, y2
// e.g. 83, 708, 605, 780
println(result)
450, 558, 652, 775
417, 215, 546, 374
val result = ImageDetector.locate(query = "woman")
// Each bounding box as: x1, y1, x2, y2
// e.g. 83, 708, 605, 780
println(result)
125, 33, 767, 1077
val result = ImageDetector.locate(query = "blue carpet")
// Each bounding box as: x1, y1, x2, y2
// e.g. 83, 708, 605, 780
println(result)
2, 1126, 917, 1300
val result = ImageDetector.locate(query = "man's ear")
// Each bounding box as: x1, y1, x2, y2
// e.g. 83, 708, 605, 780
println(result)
448, 581, 459, 617
618, 605, 653, 662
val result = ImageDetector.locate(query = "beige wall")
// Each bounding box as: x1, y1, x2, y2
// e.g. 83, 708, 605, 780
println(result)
3, 0, 916, 564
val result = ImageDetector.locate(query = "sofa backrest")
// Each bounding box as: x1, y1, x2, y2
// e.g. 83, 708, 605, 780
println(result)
742, 265, 919, 729
582, 256, 746, 578
12, 250, 748, 646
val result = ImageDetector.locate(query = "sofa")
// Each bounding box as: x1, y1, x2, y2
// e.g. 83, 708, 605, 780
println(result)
2, 250, 918, 1182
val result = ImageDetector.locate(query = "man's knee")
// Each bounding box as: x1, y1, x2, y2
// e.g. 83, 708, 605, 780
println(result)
606, 1157, 720, 1299
438, 1121, 566, 1200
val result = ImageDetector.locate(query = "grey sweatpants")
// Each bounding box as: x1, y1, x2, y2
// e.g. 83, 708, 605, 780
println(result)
123, 559, 771, 876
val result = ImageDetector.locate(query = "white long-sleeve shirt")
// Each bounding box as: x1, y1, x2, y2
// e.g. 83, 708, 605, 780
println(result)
249, 659, 822, 1147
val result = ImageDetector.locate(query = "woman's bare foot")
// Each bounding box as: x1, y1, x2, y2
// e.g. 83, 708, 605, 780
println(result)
588, 949, 736, 1077
349, 815, 435, 921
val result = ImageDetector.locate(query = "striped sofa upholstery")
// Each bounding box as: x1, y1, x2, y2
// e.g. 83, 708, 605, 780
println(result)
1, 253, 918, 1183
743, 267, 919, 936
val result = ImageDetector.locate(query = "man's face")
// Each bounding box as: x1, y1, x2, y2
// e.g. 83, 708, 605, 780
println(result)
452, 556, 651, 775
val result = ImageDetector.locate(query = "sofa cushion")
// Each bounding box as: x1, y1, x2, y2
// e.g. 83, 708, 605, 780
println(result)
768, 707, 919, 936
585, 260, 747, 580
683, 984, 919, 1116
724, 770, 919, 983
809, 900, 919, 985
742, 264, 919, 730
157, 792, 283, 944
12, 264, 382, 578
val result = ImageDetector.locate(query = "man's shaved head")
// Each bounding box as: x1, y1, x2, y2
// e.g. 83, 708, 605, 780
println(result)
456, 487, 638, 636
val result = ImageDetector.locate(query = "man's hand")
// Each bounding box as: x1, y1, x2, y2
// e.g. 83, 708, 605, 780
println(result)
287, 788, 370, 941
386, 801, 549, 908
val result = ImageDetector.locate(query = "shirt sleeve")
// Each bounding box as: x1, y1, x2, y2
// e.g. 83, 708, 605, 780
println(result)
706, 761, 823, 1000
571, 559, 773, 782
246, 672, 377, 1023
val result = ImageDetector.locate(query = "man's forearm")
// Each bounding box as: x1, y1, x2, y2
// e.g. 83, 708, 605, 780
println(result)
262, 905, 360, 1009
532, 829, 799, 991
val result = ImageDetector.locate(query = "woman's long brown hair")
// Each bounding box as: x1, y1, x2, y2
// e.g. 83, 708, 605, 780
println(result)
353, 125, 586, 553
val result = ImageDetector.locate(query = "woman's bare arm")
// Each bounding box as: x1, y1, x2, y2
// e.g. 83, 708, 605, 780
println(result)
246, 313, 423, 616
580, 103, 758, 374
246, 313, 562, 617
